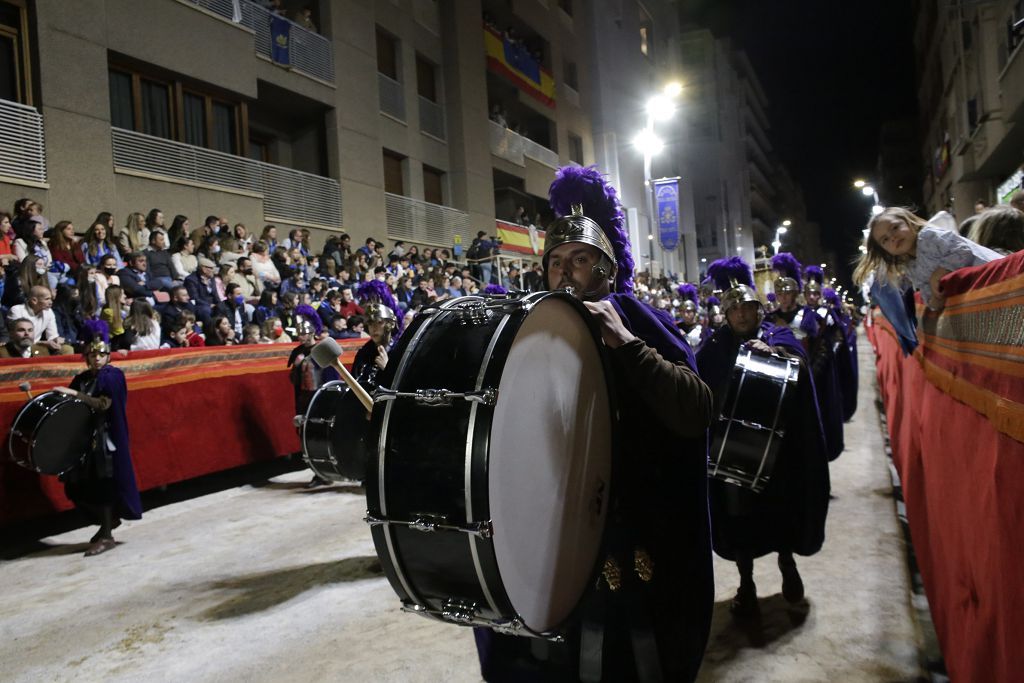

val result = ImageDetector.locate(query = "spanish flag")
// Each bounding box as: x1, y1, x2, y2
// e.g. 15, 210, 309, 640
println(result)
496, 220, 546, 256
484, 25, 556, 108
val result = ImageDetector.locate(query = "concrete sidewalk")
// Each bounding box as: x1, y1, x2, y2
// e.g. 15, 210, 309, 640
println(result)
2, 340, 919, 682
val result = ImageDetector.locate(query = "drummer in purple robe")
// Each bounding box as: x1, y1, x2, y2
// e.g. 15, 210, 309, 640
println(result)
695, 258, 830, 617
475, 165, 716, 682
53, 320, 142, 556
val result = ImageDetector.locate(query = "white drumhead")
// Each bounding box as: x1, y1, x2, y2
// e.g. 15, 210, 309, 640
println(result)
488, 296, 612, 632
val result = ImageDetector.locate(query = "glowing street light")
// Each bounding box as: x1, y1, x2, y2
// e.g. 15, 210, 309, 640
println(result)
646, 95, 676, 121
861, 185, 876, 197
871, 204, 884, 216
633, 129, 664, 156
782, 219, 792, 227
853, 179, 867, 189
663, 81, 684, 98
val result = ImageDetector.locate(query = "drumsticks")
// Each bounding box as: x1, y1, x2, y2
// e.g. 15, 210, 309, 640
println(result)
310, 338, 374, 414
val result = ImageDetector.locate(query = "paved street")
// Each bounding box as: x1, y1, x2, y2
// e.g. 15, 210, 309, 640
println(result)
2, 341, 921, 682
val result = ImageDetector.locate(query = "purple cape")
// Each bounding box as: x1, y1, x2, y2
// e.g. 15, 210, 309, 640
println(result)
696, 322, 830, 560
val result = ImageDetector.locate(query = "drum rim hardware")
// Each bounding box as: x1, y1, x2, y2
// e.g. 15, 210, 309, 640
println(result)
364, 511, 493, 539
372, 387, 498, 407
400, 601, 565, 641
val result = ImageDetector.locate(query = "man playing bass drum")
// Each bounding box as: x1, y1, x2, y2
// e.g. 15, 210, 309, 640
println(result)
695, 258, 830, 617
475, 166, 715, 682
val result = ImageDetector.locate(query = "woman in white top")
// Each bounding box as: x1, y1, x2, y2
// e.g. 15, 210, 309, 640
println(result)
126, 299, 162, 350
249, 241, 281, 286
13, 218, 53, 265
232, 223, 253, 255
171, 236, 198, 280
94, 253, 122, 296
119, 212, 150, 255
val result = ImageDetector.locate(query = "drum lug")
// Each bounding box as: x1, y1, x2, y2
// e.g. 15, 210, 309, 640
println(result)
372, 387, 498, 408
364, 512, 493, 538
399, 601, 562, 641
451, 300, 494, 325
440, 598, 479, 624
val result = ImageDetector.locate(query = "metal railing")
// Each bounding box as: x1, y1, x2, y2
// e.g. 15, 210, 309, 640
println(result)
488, 120, 557, 168
0, 98, 46, 184
111, 127, 341, 228
418, 96, 445, 140
385, 192, 469, 247
379, 73, 406, 121
184, 0, 335, 83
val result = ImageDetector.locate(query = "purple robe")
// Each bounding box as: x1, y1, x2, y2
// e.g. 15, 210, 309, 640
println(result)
696, 322, 830, 560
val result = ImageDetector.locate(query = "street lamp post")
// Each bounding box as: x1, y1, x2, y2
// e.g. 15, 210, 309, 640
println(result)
634, 83, 681, 276
772, 219, 791, 255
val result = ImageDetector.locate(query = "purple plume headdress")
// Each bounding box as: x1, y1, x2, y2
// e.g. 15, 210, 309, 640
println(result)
294, 304, 323, 335
483, 284, 508, 295
823, 287, 841, 307
706, 295, 721, 307
677, 283, 698, 304
804, 264, 824, 286
547, 165, 634, 294
766, 292, 777, 303
357, 279, 403, 333
706, 257, 754, 292
771, 252, 803, 291
82, 318, 110, 343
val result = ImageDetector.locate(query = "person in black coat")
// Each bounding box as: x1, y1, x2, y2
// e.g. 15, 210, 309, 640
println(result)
116, 252, 159, 300
144, 231, 176, 290
184, 257, 220, 328
215, 282, 251, 338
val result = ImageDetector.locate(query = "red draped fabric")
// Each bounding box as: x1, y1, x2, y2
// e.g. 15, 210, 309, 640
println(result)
1, 340, 365, 526
866, 248, 1024, 683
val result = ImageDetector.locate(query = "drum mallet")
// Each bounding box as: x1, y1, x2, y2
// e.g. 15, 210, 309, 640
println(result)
18, 382, 33, 399
310, 338, 374, 414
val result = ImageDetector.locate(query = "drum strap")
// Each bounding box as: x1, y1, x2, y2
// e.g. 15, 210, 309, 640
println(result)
578, 586, 607, 682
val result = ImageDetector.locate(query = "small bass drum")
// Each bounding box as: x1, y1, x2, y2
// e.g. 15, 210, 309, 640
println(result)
9, 391, 96, 475
367, 291, 614, 638
301, 380, 370, 482
709, 350, 801, 493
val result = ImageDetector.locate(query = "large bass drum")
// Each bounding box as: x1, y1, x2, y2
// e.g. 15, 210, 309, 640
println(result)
300, 380, 371, 482
709, 349, 801, 493
366, 291, 614, 638
9, 391, 96, 475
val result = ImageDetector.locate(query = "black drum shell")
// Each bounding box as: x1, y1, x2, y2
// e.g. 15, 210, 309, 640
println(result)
302, 381, 370, 482
9, 392, 96, 475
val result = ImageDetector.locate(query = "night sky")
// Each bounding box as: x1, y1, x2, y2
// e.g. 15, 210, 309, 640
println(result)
681, 0, 920, 285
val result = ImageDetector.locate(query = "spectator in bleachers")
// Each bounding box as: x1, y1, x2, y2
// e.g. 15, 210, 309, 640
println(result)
52, 283, 82, 348
346, 313, 368, 338
125, 300, 161, 351
281, 228, 302, 252
49, 221, 86, 275
156, 286, 197, 333
394, 277, 415, 311
277, 290, 299, 336
92, 211, 115, 238
501, 264, 521, 290
260, 224, 279, 252
81, 221, 123, 268
279, 266, 307, 299
214, 263, 236, 301
196, 215, 220, 243
241, 323, 262, 345
117, 252, 159, 301
75, 265, 100, 321
215, 282, 249, 338
185, 257, 220, 328
95, 253, 121, 294
180, 310, 205, 347
252, 289, 278, 326
307, 277, 326, 303
4, 254, 49, 308
0, 212, 16, 263
966, 206, 1024, 255
14, 215, 54, 268
409, 277, 435, 310
167, 214, 189, 247
0, 318, 44, 358
317, 289, 341, 326
119, 212, 148, 256
10, 286, 68, 354
205, 315, 237, 346
262, 315, 291, 343
249, 241, 280, 287
271, 246, 294, 282
357, 237, 376, 259
232, 224, 253, 254
163, 320, 189, 349
198, 234, 222, 266
219, 236, 244, 265
171, 236, 198, 280
327, 314, 351, 339
145, 208, 165, 239
100, 285, 128, 347
144, 231, 176, 290
231, 256, 262, 300
348, 251, 369, 282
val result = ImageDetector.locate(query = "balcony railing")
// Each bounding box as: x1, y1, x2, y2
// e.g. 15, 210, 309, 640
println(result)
0, 98, 46, 185
488, 121, 558, 168
111, 127, 341, 228
185, 0, 335, 83
379, 73, 406, 121
385, 192, 469, 247
418, 96, 445, 140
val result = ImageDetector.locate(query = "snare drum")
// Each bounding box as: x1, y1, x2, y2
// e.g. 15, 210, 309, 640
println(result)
708, 350, 801, 493
9, 391, 96, 475
366, 291, 614, 638
300, 380, 370, 482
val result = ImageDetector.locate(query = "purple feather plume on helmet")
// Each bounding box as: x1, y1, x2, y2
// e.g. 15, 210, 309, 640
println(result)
548, 165, 634, 294
357, 279, 403, 333
677, 283, 698, 304
706, 295, 721, 307
82, 318, 110, 343
804, 264, 824, 286
823, 287, 841, 307
294, 304, 323, 335
770, 252, 803, 290
766, 292, 777, 303
706, 257, 754, 293
483, 284, 508, 295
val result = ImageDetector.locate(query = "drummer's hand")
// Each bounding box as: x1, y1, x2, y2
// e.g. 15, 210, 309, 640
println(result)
745, 339, 772, 354
53, 386, 76, 396
583, 300, 635, 349
375, 344, 389, 369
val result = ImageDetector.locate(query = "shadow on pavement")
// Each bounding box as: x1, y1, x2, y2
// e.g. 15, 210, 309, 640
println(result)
700, 593, 811, 671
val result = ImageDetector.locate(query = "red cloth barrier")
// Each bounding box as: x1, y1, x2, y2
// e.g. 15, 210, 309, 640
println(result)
869, 304, 1024, 682
1, 340, 365, 527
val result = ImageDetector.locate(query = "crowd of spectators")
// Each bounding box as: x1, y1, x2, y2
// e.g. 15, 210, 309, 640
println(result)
0, 196, 537, 358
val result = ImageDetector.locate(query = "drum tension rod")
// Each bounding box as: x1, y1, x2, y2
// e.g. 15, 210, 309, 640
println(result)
364, 512, 494, 538
372, 387, 498, 407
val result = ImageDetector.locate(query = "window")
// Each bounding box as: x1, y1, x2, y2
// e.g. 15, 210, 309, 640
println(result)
211, 101, 237, 154
109, 71, 135, 129
376, 28, 399, 80
0, 0, 31, 104
382, 149, 405, 195
568, 133, 583, 165
563, 60, 578, 91
183, 93, 206, 147
423, 164, 444, 205
247, 136, 269, 162
416, 54, 438, 102
140, 78, 172, 139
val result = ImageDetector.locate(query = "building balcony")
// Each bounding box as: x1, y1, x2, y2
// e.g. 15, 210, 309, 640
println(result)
0, 98, 47, 187
185, 0, 335, 84
489, 121, 558, 169
385, 192, 469, 248
111, 127, 341, 229
379, 73, 406, 122
419, 96, 446, 140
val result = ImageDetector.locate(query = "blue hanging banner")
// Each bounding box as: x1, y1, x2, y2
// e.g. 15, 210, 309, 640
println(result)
270, 14, 291, 66
654, 177, 681, 251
